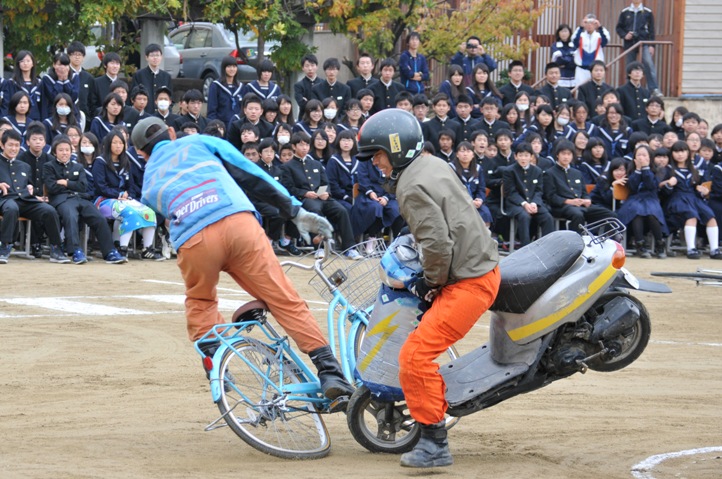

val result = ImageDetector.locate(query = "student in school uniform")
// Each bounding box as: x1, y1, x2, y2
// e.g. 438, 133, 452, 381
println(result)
1, 50, 41, 121
399, 33, 429, 95
292, 99, 324, 137
631, 96, 671, 135
589, 157, 627, 212
707, 153, 722, 233
438, 65, 465, 119
172, 89, 207, 133
466, 63, 503, 118
552, 104, 577, 142
2, 91, 32, 141
152, 86, 180, 128
421, 94, 456, 153
67, 41, 95, 128
503, 142, 554, 246
535, 62, 572, 110
436, 129, 457, 163
514, 104, 556, 158
123, 86, 151, 131
206, 56, 243, 127
130, 43, 172, 115
369, 58, 406, 114
90, 93, 126, 143
293, 54, 321, 116
499, 61, 535, 106
40, 52, 79, 122
44, 93, 81, 143
312, 58, 351, 112
449, 94, 479, 143
347, 53, 379, 97
617, 61, 651, 122
242, 59, 281, 101
580, 136, 610, 185
592, 103, 633, 158
17, 121, 52, 190
451, 141, 492, 226
550, 24, 576, 88
576, 61, 613, 114
88, 53, 122, 118
475, 96, 511, 143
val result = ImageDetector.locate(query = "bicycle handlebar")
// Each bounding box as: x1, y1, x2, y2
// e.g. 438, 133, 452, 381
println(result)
280, 237, 336, 290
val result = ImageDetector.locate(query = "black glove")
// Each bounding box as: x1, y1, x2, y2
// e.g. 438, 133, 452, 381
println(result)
407, 276, 439, 304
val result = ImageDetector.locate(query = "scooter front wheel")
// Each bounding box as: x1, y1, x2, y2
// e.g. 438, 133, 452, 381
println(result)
346, 385, 421, 454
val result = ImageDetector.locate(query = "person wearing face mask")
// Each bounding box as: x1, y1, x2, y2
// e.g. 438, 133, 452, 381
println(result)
321, 97, 340, 124
43, 135, 126, 264
44, 93, 81, 143
553, 104, 576, 142
40, 52, 79, 122
273, 122, 293, 147
152, 86, 180, 128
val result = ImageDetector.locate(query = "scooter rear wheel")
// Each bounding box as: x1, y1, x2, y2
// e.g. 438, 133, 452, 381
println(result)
586, 292, 651, 372
346, 385, 420, 454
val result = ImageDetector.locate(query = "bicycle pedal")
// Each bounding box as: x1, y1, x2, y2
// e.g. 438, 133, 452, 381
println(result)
328, 396, 350, 414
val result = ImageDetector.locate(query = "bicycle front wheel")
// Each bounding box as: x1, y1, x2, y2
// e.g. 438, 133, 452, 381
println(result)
216, 339, 330, 459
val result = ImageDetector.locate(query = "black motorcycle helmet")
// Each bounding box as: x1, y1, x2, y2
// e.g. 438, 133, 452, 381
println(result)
356, 109, 424, 170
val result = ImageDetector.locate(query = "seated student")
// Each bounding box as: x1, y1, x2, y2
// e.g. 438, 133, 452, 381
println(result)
78, 132, 100, 199
0, 129, 70, 264
412, 94, 430, 124
499, 60, 535, 106
514, 104, 556, 157
571, 129, 590, 167
278, 142, 294, 164
450, 141, 492, 226
544, 139, 616, 233
648, 133, 663, 151
421, 93, 455, 153
569, 100, 596, 136
552, 103, 576, 142
662, 130, 680, 149
698, 118, 710, 139
501, 104, 523, 139
321, 97, 341, 124
153, 86, 180, 128
44, 93, 81, 143
280, 132, 362, 260
449, 94, 479, 143
203, 119, 226, 139
590, 156, 627, 211
262, 98, 279, 125
535, 62, 572, 110
697, 138, 716, 181
276, 94, 295, 126
580, 137, 610, 185
3, 91, 32, 141
235, 123, 260, 149
494, 128, 515, 167
624, 131, 651, 161
663, 140, 721, 259
681, 112, 701, 139
321, 122, 338, 149
42, 135, 126, 264
309, 129, 332, 166
312, 57, 352, 112
369, 58, 406, 114
173, 89, 207, 132
436, 129, 457, 163
347, 53, 379, 97
17, 121, 51, 192
394, 91, 414, 113
475, 96, 511, 142
513, 91, 533, 130
616, 145, 668, 258
273, 122, 292, 148
502, 142, 554, 246
228, 94, 274, 150
526, 132, 556, 171
107, 80, 135, 123
337, 99, 365, 133
292, 99, 323, 137
356, 88, 375, 120
467, 63, 503, 118
241, 142, 260, 163
707, 149, 722, 233
590, 90, 631, 126
90, 92, 125, 143
92, 129, 163, 260
576, 60, 613, 113
592, 103, 633, 158
617, 61, 650, 122
471, 129, 489, 163
123, 86, 151, 130
631, 96, 671, 135
438, 65, 465, 118
242, 59, 281, 101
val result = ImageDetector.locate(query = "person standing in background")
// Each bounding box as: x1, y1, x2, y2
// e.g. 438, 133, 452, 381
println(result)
571, 14, 610, 87
399, 32, 430, 95
616, 0, 661, 97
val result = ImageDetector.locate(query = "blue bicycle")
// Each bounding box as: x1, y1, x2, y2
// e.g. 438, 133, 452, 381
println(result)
194, 239, 390, 459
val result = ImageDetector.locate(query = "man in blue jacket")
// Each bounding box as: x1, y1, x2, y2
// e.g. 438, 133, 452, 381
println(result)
132, 117, 354, 403
450, 36, 497, 87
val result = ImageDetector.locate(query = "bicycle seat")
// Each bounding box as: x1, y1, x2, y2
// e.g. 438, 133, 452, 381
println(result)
491, 231, 585, 314
232, 300, 269, 322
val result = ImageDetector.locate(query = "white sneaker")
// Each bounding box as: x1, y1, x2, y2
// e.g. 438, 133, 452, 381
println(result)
345, 249, 363, 261
314, 247, 325, 259
365, 238, 376, 255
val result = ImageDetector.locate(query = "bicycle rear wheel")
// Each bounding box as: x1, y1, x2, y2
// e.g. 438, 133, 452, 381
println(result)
216, 339, 330, 459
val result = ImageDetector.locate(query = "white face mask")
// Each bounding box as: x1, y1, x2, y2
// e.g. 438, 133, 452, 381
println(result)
157, 100, 171, 111
277, 135, 290, 145
80, 146, 95, 155
557, 117, 570, 126
56, 106, 71, 116
675, 118, 683, 127
324, 108, 337, 119
516, 103, 529, 112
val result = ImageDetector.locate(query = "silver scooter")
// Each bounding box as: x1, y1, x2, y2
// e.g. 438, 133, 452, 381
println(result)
347, 219, 671, 453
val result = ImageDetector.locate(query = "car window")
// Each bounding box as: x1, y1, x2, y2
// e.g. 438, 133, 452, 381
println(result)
188, 29, 211, 49
170, 30, 190, 50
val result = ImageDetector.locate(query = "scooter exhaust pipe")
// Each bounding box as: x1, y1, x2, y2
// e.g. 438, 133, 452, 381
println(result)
590, 297, 640, 342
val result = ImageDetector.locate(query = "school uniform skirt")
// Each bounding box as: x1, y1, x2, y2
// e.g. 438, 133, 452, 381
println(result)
95, 197, 157, 236
617, 191, 669, 235
664, 192, 715, 230
351, 194, 401, 237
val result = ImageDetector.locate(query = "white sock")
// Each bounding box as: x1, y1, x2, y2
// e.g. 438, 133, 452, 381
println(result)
707, 226, 719, 252
119, 231, 133, 247
684, 225, 697, 251
279, 237, 290, 246
141, 227, 155, 248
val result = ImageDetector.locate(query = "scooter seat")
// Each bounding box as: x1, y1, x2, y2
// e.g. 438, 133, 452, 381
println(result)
491, 231, 585, 314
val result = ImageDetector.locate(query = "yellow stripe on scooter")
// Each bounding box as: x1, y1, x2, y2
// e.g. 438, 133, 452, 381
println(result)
358, 311, 401, 372
507, 265, 618, 342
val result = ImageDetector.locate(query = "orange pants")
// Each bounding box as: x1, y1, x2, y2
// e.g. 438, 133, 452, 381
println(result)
398, 266, 501, 425
177, 212, 327, 353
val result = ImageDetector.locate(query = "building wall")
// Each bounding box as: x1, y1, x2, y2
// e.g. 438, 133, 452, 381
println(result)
681, 0, 722, 94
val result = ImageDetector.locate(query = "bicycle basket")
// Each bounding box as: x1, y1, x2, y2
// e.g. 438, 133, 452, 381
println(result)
308, 238, 387, 311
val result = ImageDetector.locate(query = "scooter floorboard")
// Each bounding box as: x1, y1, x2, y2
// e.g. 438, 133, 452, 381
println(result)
440, 343, 529, 407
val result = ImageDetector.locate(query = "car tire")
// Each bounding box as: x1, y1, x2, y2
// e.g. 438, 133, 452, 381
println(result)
202, 71, 218, 102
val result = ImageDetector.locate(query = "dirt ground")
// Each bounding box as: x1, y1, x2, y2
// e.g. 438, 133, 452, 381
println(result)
1, 251, 721, 479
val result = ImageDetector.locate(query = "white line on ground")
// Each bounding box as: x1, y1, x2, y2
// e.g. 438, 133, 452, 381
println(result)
140, 279, 329, 304
651, 340, 722, 347
631, 446, 722, 479
0, 297, 152, 316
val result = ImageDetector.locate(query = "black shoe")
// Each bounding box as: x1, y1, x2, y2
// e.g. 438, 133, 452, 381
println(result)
141, 247, 166, 261
31, 243, 43, 259
308, 345, 354, 401
49, 245, 71, 264
635, 241, 651, 259
710, 249, 722, 260
654, 240, 667, 259
280, 240, 302, 256
400, 421, 454, 468
687, 249, 701, 259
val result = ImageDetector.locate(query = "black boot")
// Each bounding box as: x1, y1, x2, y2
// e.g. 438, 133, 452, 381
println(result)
308, 345, 354, 400
400, 421, 453, 468
654, 240, 667, 259
635, 240, 651, 258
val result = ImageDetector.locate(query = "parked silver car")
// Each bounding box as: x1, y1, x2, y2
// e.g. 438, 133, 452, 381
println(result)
168, 22, 277, 99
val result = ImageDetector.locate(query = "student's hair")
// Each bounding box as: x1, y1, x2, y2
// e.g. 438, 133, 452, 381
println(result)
603, 157, 628, 184
257, 59, 275, 77
181, 122, 199, 133
26, 121, 47, 140
220, 56, 239, 84
291, 131, 311, 145
648, 132, 663, 144
553, 139, 575, 157
438, 128, 457, 145
395, 91, 414, 105
545, 61, 560, 74
2, 129, 23, 145
534, 104, 556, 141
8, 91, 31, 116
470, 129, 490, 143
590, 60, 606, 71
101, 92, 124, 123
711, 123, 722, 137
262, 98, 279, 113
432, 93, 450, 107
258, 137, 277, 153
182, 89, 204, 103
356, 88, 374, 101
50, 52, 71, 81
109, 79, 129, 95
508, 60, 524, 72
514, 142, 534, 155
50, 134, 72, 156
501, 104, 523, 136
102, 52, 122, 67
321, 96, 339, 116
379, 57, 398, 71
495, 128, 514, 143
534, 94, 551, 105
422, 141, 436, 155
301, 53, 318, 67
407, 32, 421, 43
700, 137, 715, 151
144, 43, 162, 56
340, 99, 365, 127
653, 147, 670, 158
570, 100, 590, 117
626, 61, 644, 76
682, 112, 701, 123
66, 124, 82, 140
670, 140, 700, 182
302, 99, 323, 124
334, 128, 358, 156
601, 90, 619, 102
452, 141, 479, 179
12, 50, 38, 86
310, 129, 331, 161
50, 93, 79, 132
647, 96, 664, 109
602, 103, 628, 130
203, 120, 226, 138
412, 94, 430, 107
446, 65, 464, 101
279, 142, 293, 156
627, 131, 649, 152
130, 85, 149, 102
455, 94, 473, 107
241, 142, 260, 155
273, 122, 292, 140
99, 129, 128, 174
583, 137, 609, 165
322, 57, 341, 71
79, 132, 100, 165
555, 23, 572, 42
481, 96, 499, 108
239, 123, 260, 138
470, 63, 502, 99
242, 93, 263, 110
67, 41, 86, 56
